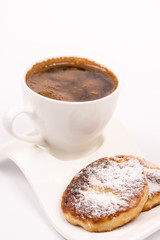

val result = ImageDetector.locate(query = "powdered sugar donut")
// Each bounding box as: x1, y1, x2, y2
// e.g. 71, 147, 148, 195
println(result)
61, 157, 148, 232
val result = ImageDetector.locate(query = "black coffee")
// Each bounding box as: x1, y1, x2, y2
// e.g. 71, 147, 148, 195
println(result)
26, 57, 118, 102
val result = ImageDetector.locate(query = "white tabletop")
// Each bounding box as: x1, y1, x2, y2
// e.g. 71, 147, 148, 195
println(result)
0, 0, 160, 239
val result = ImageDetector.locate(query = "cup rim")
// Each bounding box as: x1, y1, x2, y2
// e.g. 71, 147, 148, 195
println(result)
23, 57, 120, 105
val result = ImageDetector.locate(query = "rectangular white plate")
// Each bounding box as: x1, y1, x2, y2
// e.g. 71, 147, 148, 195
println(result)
0, 118, 160, 240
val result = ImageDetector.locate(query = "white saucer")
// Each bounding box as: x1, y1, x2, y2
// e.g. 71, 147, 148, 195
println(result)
0, 117, 160, 240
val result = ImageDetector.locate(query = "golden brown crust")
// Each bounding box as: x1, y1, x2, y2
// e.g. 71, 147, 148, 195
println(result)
61, 156, 148, 232
141, 162, 160, 211
143, 192, 160, 211
63, 186, 148, 232
113, 155, 160, 211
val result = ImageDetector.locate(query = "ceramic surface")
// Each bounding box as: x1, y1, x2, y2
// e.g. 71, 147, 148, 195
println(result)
1, 118, 160, 240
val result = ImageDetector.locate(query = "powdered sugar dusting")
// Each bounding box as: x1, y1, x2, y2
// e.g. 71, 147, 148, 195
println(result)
110, 155, 160, 200
145, 168, 160, 198
65, 158, 146, 220
78, 189, 128, 218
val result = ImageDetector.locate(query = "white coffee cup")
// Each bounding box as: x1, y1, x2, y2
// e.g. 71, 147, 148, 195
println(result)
4, 57, 119, 158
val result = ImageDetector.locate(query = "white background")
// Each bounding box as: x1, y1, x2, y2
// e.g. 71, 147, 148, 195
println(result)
0, 0, 160, 239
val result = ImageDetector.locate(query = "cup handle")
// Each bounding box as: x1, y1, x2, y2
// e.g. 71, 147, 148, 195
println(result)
3, 106, 48, 147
